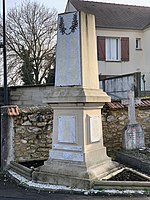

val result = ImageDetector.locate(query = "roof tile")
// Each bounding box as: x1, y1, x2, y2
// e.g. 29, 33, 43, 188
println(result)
106, 99, 150, 109
70, 0, 150, 29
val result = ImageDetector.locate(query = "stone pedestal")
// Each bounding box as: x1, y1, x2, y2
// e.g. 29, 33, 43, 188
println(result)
32, 88, 119, 188
33, 160, 117, 189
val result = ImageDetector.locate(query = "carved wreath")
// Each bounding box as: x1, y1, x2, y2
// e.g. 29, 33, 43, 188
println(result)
59, 12, 78, 35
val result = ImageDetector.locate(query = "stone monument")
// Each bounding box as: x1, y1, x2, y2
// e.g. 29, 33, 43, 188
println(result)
122, 90, 145, 150
32, 11, 119, 189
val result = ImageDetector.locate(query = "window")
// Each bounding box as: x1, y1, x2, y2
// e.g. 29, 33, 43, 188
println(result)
136, 38, 141, 49
106, 38, 120, 61
97, 36, 129, 62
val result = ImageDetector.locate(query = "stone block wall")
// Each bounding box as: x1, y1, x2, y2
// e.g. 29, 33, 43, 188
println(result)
13, 106, 53, 162
8, 85, 54, 106
102, 107, 128, 153
136, 108, 150, 146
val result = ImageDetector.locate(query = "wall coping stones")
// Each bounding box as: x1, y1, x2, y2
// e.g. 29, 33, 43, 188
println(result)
106, 98, 150, 109
18, 105, 53, 114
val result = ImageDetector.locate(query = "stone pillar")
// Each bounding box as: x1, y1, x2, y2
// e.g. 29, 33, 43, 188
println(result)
1, 105, 19, 169
33, 11, 119, 189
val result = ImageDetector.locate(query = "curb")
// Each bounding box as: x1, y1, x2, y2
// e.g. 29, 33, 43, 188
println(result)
7, 169, 150, 197
116, 151, 150, 175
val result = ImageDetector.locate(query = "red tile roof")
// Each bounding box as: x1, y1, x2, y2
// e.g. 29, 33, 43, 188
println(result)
70, 0, 150, 30
106, 99, 150, 109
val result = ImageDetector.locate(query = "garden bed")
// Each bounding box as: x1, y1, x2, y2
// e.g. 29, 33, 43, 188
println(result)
108, 169, 149, 181
116, 147, 150, 176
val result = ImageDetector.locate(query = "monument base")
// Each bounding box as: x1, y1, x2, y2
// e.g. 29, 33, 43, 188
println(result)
35, 87, 120, 189
32, 159, 119, 189
122, 123, 145, 150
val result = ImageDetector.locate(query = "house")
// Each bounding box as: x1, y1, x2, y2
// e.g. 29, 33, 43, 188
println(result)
65, 0, 150, 92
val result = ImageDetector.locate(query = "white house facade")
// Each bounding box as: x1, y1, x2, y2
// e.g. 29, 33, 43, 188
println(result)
65, 0, 150, 91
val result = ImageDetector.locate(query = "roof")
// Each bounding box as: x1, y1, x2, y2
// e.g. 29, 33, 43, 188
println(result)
69, 0, 150, 30
106, 99, 150, 109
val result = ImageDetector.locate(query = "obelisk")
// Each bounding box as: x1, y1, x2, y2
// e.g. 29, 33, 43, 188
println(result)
33, 11, 119, 189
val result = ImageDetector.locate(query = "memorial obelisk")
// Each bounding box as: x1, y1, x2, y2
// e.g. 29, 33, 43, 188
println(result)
33, 11, 119, 189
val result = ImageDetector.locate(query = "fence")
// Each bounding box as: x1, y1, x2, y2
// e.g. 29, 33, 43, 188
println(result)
99, 72, 141, 100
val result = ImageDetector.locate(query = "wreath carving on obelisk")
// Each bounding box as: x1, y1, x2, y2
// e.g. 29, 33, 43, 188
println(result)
59, 12, 78, 35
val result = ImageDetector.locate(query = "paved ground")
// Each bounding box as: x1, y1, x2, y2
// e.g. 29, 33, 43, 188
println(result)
0, 173, 150, 200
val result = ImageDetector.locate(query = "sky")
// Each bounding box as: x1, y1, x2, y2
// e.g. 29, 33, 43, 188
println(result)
3, 0, 150, 14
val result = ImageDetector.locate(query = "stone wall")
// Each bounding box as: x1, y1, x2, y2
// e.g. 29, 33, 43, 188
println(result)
13, 106, 53, 162
102, 107, 128, 153
11, 104, 150, 162
102, 106, 150, 153
137, 108, 150, 146
8, 85, 54, 106
1, 86, 149, 164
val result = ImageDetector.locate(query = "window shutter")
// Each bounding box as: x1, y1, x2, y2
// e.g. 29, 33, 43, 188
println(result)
97, 36, 105, 61
121, 37, 129, 61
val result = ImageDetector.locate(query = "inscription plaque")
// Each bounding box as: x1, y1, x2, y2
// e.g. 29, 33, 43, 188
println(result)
90, 116, 101, 143
58, 116, 76, 143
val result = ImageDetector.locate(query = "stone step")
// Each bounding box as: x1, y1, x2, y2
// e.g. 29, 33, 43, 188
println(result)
8, 161, 33, 180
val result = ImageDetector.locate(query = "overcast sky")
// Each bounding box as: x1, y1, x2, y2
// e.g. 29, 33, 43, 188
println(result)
3, 0, 150, 14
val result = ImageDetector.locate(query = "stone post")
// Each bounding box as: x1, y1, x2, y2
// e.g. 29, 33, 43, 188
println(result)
1, 105, 19, 169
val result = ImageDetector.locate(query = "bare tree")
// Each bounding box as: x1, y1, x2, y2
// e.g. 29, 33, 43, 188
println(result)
3, 1, 57, 85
